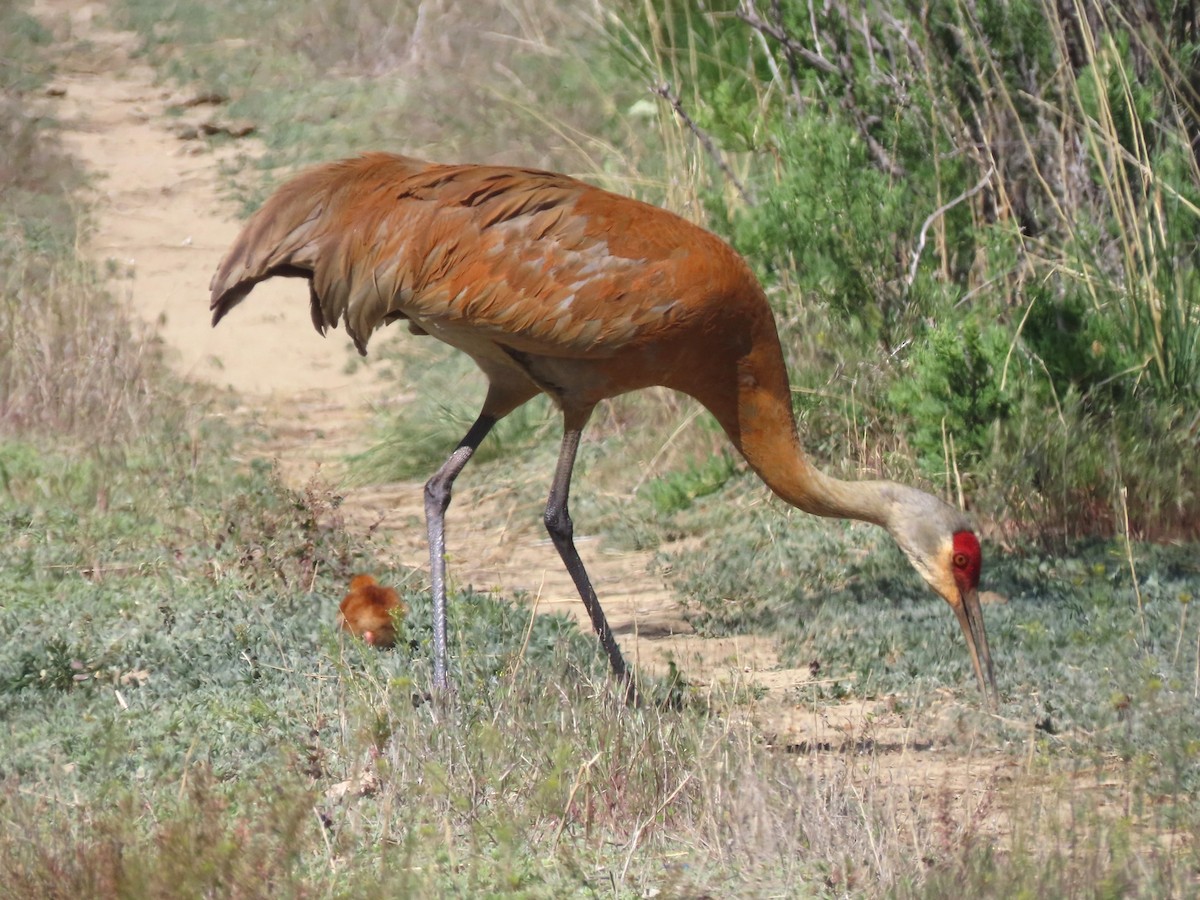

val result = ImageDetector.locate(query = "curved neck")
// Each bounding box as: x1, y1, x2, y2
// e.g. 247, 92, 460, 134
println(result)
691, 322, 899, 531
736, 385, 895, 529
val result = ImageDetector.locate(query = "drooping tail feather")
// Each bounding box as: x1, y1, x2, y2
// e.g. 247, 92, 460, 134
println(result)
208, 154, 434, 352
208, 170, 336, 334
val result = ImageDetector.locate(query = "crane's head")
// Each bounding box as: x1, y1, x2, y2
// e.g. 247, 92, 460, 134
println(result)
886, 491, 997, 707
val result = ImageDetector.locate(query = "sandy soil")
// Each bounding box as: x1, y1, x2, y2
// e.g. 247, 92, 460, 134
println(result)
33, 1, 1020, 820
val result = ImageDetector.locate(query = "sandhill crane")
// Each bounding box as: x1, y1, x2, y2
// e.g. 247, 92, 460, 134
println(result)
338, 574, 405, 648
211, 153, 997, 705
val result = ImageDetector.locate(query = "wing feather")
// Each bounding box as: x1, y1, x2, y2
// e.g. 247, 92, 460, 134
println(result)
210, 152, 733, 358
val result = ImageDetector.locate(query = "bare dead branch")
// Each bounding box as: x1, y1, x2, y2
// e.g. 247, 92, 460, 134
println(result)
736, 3, 838, 75
652, 83, 752, 205
738, 1, 906, 178
907, 166, 996, 286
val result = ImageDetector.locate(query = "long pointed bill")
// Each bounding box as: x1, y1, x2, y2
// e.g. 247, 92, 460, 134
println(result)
952, 587, 997, 708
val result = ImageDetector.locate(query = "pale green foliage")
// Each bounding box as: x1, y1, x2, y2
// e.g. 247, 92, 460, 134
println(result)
888, 322, 1011, 478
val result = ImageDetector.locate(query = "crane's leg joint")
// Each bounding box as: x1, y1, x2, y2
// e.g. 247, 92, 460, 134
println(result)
424, 471, 454, 519
543, 502, 573, 542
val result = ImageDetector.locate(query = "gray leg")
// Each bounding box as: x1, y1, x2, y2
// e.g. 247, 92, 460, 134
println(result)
543, 428, 636, 701
425, 414, 496, 691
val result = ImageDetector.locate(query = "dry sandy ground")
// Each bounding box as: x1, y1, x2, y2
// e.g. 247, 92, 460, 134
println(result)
33, 0, 1021, 827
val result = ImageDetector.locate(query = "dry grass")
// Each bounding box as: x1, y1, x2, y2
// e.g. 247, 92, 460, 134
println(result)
0, 251, 160, 441
0, 97, 161, 444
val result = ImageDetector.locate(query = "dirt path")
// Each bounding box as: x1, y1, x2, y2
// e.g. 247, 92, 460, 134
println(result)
31, 7, 1024, 815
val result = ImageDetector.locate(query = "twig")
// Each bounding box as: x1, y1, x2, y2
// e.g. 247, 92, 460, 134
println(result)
941, 418, 951, 501
907, 166, 995, 286
550, 752, 603, 850
1000, 289, 1038, 392
507, 570, 545, 685
1118, 485, 1148, 642
768, 0, 803, 105
620, 771, 695, 882
630, 405, 703, 495
846, 101, 906, 178
941, 420, 964, 509
739, 1, 904, 177
736, 3, 837, 74
1171, 599, 1187, 669
950, 432, 964, 511
652, 83, 751, 205
313, 807, 336, 869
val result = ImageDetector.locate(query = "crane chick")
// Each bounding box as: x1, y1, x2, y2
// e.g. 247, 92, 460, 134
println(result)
338, 574, 405, 648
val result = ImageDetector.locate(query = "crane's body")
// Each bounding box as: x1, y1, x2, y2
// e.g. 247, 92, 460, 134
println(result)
212, 153, 997, 704
213, 154, 777, 428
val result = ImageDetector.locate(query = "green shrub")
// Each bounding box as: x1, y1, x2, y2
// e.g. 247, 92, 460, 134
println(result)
889, 321, 1011, 479
1019, 284, 1132, 404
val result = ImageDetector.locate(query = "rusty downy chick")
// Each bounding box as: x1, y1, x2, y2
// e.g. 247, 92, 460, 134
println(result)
338, 574, 405, 648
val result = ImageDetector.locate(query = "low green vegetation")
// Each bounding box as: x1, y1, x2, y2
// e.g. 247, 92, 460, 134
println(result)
2, 0, 1199, 895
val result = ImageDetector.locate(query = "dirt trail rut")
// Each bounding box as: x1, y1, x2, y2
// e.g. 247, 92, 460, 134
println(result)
31, 6, 1021, 803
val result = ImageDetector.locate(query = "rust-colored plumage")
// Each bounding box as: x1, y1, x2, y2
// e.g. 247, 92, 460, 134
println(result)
212, 153, 997, 704
338, 574, 405, 648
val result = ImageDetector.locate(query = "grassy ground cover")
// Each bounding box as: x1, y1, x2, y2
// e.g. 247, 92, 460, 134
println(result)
1, 0, 1198, 895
